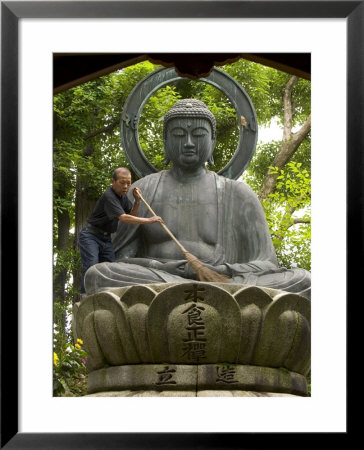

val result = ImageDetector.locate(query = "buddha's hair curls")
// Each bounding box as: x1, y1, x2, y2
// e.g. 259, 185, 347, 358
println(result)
163, 99, 216, 140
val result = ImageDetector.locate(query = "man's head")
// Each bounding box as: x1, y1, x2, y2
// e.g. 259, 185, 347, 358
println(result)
111, 167, 132, 196
163, 99, 216, 168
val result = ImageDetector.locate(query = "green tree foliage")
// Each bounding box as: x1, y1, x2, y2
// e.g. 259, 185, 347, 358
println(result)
53, 58, 311, 395
139, 84, 182, 170
53, 61, 159, 319
262, 162, 311, 271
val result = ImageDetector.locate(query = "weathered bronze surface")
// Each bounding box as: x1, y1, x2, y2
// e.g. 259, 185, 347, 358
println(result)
86, 94, 310, 298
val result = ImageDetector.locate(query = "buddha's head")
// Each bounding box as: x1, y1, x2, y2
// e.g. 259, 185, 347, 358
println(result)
163, 99, 216, 169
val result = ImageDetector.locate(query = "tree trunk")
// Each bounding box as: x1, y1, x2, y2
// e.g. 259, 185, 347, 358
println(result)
72, 144, 98, 302
258, 76, 311, 202
53, 203, 70, 333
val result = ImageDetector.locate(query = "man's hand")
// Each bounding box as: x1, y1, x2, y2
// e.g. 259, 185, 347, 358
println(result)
132, 187, 142, 202
148, 216, 164, 224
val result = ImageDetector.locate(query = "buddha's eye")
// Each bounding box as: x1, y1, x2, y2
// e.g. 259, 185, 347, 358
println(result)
192, 128, 208, 137
171, 128, 186, 137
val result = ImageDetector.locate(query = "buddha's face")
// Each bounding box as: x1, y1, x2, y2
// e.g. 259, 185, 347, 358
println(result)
165, 117, 215, 169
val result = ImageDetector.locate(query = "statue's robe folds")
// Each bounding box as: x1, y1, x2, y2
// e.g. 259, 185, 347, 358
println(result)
85, 170, 311, 299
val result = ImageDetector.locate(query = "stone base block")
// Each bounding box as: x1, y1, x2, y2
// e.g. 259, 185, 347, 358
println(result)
86, 390, 298, 397
87, 363, 308, 397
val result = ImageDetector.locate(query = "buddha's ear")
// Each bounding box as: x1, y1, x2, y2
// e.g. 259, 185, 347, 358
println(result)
163, 130, 170, 165
212, 135, 217, 148
207, 139, 216, 166
209, 136, 217, 161
164, 146, 171, 166
207, 155, 215, 167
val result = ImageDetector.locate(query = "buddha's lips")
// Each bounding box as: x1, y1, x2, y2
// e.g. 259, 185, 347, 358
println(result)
182, 151, 196, 156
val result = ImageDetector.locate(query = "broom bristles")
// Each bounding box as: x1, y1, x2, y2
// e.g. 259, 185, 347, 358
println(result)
184, 251, 230, 283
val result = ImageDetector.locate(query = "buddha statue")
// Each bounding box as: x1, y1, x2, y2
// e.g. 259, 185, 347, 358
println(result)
85, 99, 311, 299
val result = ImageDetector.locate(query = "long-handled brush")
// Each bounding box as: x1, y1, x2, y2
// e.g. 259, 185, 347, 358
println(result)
139, 193, 230, 283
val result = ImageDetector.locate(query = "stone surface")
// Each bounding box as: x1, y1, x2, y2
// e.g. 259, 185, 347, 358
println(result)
87, 364, 198, 394
74, 282, 310, 375
147, 283, 241, 364
87, 364, 308, 396
86, 390, 299, 397
73, 282, 310, 396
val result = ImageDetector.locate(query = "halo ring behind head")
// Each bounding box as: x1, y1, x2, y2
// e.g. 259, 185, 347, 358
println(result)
121, 66, 258, 180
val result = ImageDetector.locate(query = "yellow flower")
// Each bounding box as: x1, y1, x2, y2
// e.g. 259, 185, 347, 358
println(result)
53, 352, 59, 366
75, 343, 81, 349
76, 338, 83, 345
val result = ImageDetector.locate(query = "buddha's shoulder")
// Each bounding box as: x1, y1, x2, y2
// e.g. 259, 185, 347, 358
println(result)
133, 171, 165, 187
215, 173, 257, 197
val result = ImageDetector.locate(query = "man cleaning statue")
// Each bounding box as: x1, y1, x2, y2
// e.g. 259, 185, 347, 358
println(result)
84, 99, 311, 299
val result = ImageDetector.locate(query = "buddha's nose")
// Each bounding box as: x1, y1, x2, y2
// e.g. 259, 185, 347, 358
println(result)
184, 134, 195, 148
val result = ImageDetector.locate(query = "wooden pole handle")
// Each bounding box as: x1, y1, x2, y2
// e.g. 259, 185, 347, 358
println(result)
139, 194, 188, 255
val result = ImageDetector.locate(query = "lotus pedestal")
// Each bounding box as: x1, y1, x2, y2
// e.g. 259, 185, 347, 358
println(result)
73, 282, 310, 397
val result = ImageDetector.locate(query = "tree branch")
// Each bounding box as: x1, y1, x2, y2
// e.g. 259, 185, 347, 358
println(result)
282, 75, 297, 142
258, 75, 311, 202
292, 115, 311, 147
291, 217, 311, 226
85, 119, 119, 140
273, 214, 311, 242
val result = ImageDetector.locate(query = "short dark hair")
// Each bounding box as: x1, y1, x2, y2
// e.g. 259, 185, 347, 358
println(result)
112, 167, 131, 180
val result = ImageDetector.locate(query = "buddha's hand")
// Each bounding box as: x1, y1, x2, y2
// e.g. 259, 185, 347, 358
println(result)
156, 260, 188, 276
123, 258, 186, 274
202, 263, 231, 277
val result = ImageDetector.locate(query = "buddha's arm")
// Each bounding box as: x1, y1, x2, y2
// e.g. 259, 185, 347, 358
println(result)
225, 181, 279, 272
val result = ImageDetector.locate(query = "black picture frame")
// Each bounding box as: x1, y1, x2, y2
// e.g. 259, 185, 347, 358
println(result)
1, 1, 359, 448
